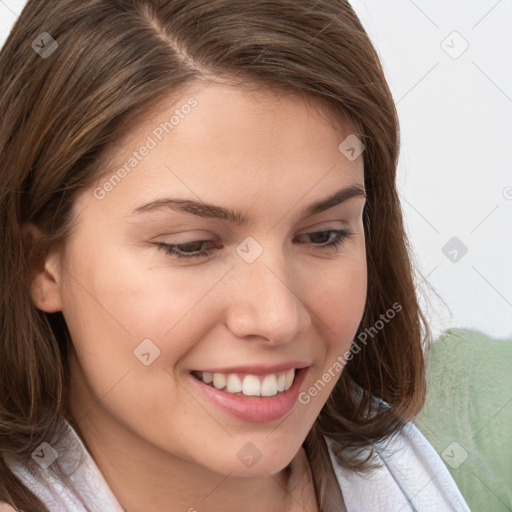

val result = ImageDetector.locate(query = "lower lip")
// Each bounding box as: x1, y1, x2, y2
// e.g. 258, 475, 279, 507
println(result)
189, 368, 309, 423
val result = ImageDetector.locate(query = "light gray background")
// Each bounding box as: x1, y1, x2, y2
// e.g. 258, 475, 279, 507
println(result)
1, 0, 511, 340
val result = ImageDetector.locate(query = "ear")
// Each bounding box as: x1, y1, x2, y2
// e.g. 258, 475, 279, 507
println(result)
21, 222, 64, 313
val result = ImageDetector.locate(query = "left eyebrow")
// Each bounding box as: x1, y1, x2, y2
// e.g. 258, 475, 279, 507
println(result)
130, 183, 366, 225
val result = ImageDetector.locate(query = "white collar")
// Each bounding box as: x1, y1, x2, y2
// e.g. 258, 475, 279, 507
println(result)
5, 420, 123, 512
326, 422, 470, 511
5, 420, 469, 511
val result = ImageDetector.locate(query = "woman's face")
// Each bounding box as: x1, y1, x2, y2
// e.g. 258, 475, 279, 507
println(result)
36, 81, 367, 478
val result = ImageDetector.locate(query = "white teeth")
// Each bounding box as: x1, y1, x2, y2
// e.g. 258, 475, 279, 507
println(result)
284, 369, 295, 391
213, 373, 226, 390
197, 369, 298, 397
261, 374, 278, 397
242, 375, 261, 396
226, 374, 242, 393
277, 373, 286, 392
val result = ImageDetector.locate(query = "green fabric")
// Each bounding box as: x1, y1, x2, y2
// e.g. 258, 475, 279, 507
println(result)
415, 328, 512, 512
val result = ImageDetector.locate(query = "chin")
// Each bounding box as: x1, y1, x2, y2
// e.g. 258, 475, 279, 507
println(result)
203, 441, 299, 478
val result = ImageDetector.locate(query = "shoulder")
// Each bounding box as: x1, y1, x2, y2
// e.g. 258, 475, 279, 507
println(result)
325, 422, 470, 511
376, 423, 470, 507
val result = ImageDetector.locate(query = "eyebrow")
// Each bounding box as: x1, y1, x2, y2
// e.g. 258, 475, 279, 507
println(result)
131, 184, 366, 225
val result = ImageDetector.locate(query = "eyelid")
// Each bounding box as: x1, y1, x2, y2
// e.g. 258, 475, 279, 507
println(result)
155, 219, 353, 246
297, 219, 351, 233
155, 227, 354, 260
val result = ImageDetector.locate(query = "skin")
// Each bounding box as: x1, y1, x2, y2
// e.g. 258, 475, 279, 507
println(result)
24, 81, 367, 512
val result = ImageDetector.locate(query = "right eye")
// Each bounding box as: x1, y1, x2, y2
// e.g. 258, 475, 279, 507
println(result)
155, 239, 217, 259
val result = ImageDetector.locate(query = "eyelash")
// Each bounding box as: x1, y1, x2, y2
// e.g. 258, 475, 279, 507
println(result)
155, 229, 353, 260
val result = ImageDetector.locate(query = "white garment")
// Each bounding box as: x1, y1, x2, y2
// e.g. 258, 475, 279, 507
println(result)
326, 423, 470, 511
5, 420, 470, 511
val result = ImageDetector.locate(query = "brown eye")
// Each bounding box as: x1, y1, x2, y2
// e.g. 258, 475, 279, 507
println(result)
155, 240, 216, 259
294, 229, 352, 250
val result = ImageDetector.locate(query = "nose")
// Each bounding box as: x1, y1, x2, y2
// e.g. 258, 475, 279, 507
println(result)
224, 242, 312, 345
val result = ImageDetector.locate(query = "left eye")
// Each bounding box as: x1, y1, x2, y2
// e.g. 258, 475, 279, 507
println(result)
155, 229, 353, 260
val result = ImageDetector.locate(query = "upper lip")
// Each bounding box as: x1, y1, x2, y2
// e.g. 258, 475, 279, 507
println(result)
192, 362, 310, 375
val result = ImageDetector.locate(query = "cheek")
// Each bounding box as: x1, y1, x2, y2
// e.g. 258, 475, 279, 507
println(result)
59, 243, 235, 407
295, 252, 367, 420
62, 240, 208, 341
304, 249, 367, 353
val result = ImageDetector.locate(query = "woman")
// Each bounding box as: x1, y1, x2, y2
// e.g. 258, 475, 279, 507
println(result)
0, 1, 470, 510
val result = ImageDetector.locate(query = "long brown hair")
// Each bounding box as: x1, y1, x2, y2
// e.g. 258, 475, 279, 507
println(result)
0, 1, 428, 510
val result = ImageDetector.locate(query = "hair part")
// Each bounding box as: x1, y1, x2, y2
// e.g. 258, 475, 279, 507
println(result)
0, 1, 428, 510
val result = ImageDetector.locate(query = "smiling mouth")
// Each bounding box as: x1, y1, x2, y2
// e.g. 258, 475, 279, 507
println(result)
191, 368, 298, 398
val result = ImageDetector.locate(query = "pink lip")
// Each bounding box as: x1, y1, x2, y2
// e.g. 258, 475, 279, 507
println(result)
189, 367, 309, 423
193, 361, 310, 375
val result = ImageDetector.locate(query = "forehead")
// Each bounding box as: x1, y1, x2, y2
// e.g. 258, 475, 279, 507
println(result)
77, 81, 364, 223
106, 79, 358, 163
